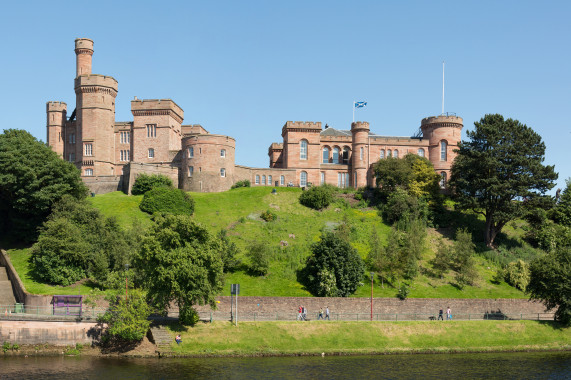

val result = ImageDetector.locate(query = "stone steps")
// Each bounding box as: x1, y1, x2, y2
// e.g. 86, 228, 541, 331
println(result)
149, 325, 174, 353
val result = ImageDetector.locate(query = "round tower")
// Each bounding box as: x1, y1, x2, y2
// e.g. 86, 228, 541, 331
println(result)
351, 121, 369, 188
420, 115, 463, 187
46, 101, 67, 156
75, 38, 93, 77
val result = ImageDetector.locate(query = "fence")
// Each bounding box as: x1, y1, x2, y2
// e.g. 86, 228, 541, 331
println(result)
0, 304, 106, 322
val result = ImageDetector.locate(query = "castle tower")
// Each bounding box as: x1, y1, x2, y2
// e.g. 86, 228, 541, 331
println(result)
46, 101, 67, 156
74, 38, 118, 177
420, 115, 463, 187
351, 121, 370, 188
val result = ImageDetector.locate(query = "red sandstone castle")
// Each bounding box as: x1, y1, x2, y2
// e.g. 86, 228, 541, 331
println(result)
47, 39, 463, 194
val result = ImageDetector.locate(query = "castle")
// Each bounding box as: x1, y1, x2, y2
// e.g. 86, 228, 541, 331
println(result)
47, 39, 463, 194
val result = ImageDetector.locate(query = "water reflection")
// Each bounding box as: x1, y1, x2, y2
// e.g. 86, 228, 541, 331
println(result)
1, 351, 570, 379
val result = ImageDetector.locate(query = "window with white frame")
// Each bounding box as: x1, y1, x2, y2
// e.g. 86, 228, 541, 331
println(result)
387, 149, 392, 157
380, 149, 385, 159
360, 147, 364, 160
188, 166, 193, 177
148, 148, 154, 158
84, 143, 92, 156
333, 147, 340, 163
255, 175, 260, 184
220, 168, 226, 177
188, 147, 194, 158
440, 141, 447, 161
300, 140, 308, 160
440, 171, 447, 188
300, 171, 307, 187
320, 172, 325, 185
268, 175, 272, 185
85, 168, 93, 176
418, 148, 425, 157
322, 147, 329, 163
120, 150, 130, 161
68, 133, 75, 144
280, 175, 285, 186
262, 175, 266, 185
394, 149, 399, 158
146, 124, 157, 138
337, 173, 349, 188
221, 149, 226, 158
121, 131, 130, 144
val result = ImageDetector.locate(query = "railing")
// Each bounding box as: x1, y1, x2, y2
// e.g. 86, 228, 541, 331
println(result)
0, 305, 106, 321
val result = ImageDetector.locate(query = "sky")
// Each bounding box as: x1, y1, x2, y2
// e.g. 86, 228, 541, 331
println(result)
1, 0, 569, 193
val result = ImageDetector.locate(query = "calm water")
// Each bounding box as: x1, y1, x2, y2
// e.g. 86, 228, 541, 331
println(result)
1, 352, 570, 379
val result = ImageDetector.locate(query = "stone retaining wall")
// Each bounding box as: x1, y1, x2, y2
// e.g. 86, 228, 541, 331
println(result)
0, 321, 99, 345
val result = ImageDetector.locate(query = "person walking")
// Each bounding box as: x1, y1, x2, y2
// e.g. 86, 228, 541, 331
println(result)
325, 306, 330, 320
446, 306, 452, 320
297, 305, 302, 321
318, 308, 324, 320
438, 308, 444, 320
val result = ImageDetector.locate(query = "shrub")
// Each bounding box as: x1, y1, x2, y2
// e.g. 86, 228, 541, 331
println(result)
260, 209, 277, 222
98, 289, 152, 342
381, 188, 428, 227
504, 260, 530, 291
246, 241, 271, 275
231, 180, 251, 189
397, 283, 410, 300
139, 187, 194, 215
131, 174, 173, 195
299, 185, 334, 210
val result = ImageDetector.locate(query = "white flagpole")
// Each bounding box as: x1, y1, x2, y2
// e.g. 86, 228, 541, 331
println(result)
442, 61, 445, 115
352, 101, 355, 123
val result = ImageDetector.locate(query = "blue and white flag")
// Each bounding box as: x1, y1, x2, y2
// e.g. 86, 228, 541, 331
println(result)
354, 101, 367, 108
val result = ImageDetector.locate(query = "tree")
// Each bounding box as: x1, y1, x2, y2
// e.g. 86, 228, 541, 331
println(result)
216, 229, 241, 272
299, 185, 335, 210
449, 114, 557, 247
551, 178, 571, 226
139, 186, 195, 215
527, 247, 571, 326
245, 241, 271, 275
98, 289, 152, 342
0, 129, 88, 240
301, 232, 365, 297
134, 214, 224, 325
131, 173, 173, 195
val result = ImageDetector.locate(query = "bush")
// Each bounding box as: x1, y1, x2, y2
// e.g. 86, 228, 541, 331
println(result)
131, 174, 173, 195
299, 185, 335, 210
504, 260, 531, 291
246, 241, 271, 275
98, 289, 152, 342
231, 180, 251, 189
260, 209, 277, 222
139, 187, 194, 215
397, 283, 410, 300
381, 188, 428, 227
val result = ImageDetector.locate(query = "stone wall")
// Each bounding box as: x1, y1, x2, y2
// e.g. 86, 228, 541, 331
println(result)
0, 321, 98, 345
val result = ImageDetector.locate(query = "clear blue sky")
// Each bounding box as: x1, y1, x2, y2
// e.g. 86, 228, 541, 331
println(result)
1, 0, 569, 193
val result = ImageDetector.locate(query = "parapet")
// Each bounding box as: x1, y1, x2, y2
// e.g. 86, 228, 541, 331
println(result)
75, 38, 93, 53
74, 74, 118, 92
46, 101, 67, 112
421, 115, 463, 130
283, 121, 322, 130
131, 99, 184, 123
182, 124, 209, 136
269, 142, 283, 150
351, 121, 370, 131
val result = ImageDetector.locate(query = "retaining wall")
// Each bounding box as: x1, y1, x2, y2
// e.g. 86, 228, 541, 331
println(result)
0, 321, 99, 345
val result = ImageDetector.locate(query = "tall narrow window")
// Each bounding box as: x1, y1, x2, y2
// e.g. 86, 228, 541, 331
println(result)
300, 171, 307, 187
440, 171, 447, 188
268, 175, 272, 185
148, 148, 154, 158
280, 175, 285, 186
300, 140, 308, 160
417, 148, 425, 157
262, 175, 266, 185
69, 133, 75, 144
120, 131, 130, 144
321, 172, 325, 185
322, 147, 330, 163
84, 143, 92, 156
255, 175, 260, 184
188, 166, 193, 177
188, 147, 194, 158
387, 149, 392, 157
85, 168, 93, 176
68, 153, 75, 162
394, 149, 399, 158
221, 149, 226, 158
360, 147, 364, 160
221, 168, 226, 177
354, 172, 357, 187
146, 124, 157, 138
380, 149, 385, 159
343, 147, 350, 164
333, 147, 340, 163
440, 141, 447, 161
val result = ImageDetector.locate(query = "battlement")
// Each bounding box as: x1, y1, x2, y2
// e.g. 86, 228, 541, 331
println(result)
351, 121, 370, 131
74, 74, 118, 92
283, 121, 322, 130
131, 99, 184, 123
182, 124, 209, 136
421, 115, 463, 130
75, 38, 93, 53
269, 142, 283, 150
46, 101, 67, 112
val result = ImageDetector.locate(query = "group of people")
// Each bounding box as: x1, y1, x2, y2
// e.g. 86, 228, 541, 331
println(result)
437, 307, 452, 320
297, 306, 330, 321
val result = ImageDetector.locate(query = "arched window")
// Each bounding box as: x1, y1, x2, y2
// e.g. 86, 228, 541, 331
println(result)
387, 149, 392, 157
262, 175, 266, 185
440, 172, 447, 188
300, 140, 308, 160
255, 175, 260, 185
394, 149, 399, 158
268, 175, 272, 185
417, 148, 425, 157
300, 171, 307, 187
280, 175, 285, 186
322, 147, 330, 163
333, 147, 340, 163
440, 141, 447, 161
380, 149, 385, 159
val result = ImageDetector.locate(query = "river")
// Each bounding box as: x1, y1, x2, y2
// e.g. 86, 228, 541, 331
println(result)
1, 351, 569, 379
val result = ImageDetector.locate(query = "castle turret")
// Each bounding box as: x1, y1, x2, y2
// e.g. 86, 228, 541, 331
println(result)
420, 115, 463, 187
46, 101, 67, 156
75, 38, 93, 77
351, 121, 369, 188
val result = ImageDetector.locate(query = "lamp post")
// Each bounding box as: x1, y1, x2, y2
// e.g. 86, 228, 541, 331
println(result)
125, 264, 130, 302
370, 272, 374, 321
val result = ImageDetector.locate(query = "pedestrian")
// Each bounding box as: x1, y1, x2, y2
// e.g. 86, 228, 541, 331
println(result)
297, 305, 302, 321
302, 306, 307, 321
318, 308, 324, 320
175, 334, 182, 345
446, 306, 451, 320
438, 308, 444, 320
325, 306, 330, 320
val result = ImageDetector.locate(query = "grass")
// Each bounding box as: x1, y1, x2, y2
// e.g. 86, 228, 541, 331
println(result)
166, 320, 570, 356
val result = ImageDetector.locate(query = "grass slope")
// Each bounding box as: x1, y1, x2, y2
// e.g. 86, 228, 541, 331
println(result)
166, 320, 570, 356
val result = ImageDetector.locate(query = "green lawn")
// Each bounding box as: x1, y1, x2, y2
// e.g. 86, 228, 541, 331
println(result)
165, 320, 570, 356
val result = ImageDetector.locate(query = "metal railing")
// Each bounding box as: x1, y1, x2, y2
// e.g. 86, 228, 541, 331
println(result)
0, 305, 106, 321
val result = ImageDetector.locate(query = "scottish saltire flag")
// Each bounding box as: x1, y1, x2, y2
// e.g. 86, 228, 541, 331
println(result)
354, 101, 367, 108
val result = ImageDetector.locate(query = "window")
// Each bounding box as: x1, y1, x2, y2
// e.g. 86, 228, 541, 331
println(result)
322, 147, 329, 163
120, 131, 130, 144
337, 173, 349, 188
320, 172, 325, 185
146, 124, 156, 138
280, 175, 285, 186
380, 149, 385, 159
333, 147, 340, 163
354, 172, 357, 187
394, 149, 399, 158
300, 140, 308, 160
440, 171, 447, 188
268, 175, 272, 185
188, 147, 194, 158
188, 166, 193, 177
148, 148, 154, 158
84, 143, 92, 156
343, 147, 350, 164
262, 175, 266, 185
440, 141, 447, 161
68, 153, 75, 162
417, 148, 425, 157
300, 171, 307, 187
120, 150, 130, 161
221, 149, 226, 158
68, 133, 75, 144
85, 168, 93, 176
221, 168, 226, 177
387, 149, 392, 157
255, 175, 260, 184
360, 147, 364, 160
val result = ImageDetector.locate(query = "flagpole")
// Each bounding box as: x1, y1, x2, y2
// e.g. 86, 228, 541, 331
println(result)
442, 61, 445, 115
352, 101, 355, 123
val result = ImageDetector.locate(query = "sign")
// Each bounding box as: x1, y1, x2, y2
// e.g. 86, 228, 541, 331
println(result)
231, 284, 240, 295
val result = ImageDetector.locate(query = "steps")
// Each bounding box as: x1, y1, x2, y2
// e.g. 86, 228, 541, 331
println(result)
149, 325, 174, 354
0, 267, 16, 307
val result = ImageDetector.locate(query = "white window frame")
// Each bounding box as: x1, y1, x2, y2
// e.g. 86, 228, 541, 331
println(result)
120, 131, 130, 144
387, 149, 392, 157
255, 175, 260, 184
188, 147, 194, 158
360, 147, 364, 160
380, 149, 385, 159
418, 148, 425, 157
146, 124, 157, 138
300, 140, 308, 160
394, 149, 399, 158
300, 171, 307, 187
440, 141, 447, 161
440, 171, 447, 188
268, 175, 272, 185
333, 147, 340, 163
220, 168, 226, 177
188, 166, 193, 177
148, 148, 155, 158
85, 168, 93, 176
322, 147, 329, 163
84, 143, 92, 156
221, 149, 226, 158
280, 175, 285, 186
320, 172, 325, 185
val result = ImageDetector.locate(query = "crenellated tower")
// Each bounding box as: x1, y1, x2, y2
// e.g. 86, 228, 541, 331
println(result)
351, 121, 369, 188
46, 101, 67, 156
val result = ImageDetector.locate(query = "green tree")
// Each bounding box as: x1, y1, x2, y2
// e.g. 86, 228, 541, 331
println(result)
551, 178, 571, 226
216, 229, 241, 272
449, 114, 557, 247
134, 214, 224, 325
245, 241, 271, 276
131, 173, 173, 195
505, 259, 531, 291
431, 240, 451, 278
301, 232, 365, 297
299, 185, 335, 210
527, 247, 571, 326
0, 129, 87, 240
98, 289, 152, 342
139, 186, 195, 215
450, 229, 478, 288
